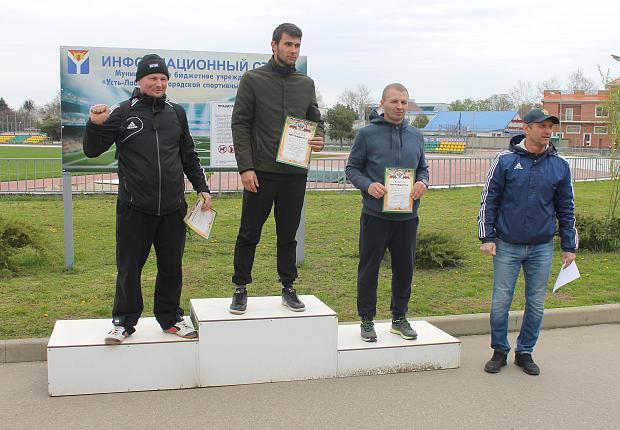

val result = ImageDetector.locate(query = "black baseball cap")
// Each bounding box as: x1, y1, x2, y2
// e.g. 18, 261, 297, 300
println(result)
523, 108, 559, 124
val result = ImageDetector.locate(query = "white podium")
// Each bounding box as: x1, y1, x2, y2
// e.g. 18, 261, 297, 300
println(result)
337, 321, 460, 377
47, 296, 461, 396
190, 295, 338, 386
47, 317, 199, 396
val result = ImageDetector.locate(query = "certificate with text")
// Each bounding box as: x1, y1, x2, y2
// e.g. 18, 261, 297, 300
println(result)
276, 116, 317, 169
184, 196, 217, 240
382, 168, 414, 213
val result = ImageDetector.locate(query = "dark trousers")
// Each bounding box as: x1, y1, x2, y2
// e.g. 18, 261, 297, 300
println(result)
232, 174, 307, 287
113, 200, 187, 333
357, 213, 419, 320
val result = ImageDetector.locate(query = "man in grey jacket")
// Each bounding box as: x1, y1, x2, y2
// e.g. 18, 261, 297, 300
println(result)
346, 83, 429, 342
229, 23, 325, 314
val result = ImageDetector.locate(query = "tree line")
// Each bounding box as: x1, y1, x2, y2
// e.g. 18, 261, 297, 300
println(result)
0, 94, 61, 140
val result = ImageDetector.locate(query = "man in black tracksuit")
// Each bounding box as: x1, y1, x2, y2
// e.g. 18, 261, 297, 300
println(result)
229, 23, 325, 314
83, 54, 211, 344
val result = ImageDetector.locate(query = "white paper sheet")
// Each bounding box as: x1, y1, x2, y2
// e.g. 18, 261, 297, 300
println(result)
553, 261, 580, 293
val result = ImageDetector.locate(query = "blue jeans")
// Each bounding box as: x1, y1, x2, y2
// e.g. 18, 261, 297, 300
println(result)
490, 238, 554, 354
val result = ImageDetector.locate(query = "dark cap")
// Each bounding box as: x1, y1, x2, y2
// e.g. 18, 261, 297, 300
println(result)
135, 54, 169, 81
523, 108, 559, 124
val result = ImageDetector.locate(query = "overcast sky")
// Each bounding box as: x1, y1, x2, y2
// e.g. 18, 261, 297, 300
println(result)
1, 0, 618, 109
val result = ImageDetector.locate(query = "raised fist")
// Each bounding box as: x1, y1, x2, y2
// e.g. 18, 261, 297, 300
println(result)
89, 104, 111, 126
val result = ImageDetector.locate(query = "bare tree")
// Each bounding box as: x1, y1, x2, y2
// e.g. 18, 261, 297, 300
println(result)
21, 99, 36, 113
537, 77, 562, 101
509, 80, 538, 117
40, 93, 61, 118
486, 94, 514, 111
566, 68, 597, 92
338, 84, 373, 120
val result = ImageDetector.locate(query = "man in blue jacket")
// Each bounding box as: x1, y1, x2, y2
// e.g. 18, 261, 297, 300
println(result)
478, 108, 577, 375
346, 83, 429, 342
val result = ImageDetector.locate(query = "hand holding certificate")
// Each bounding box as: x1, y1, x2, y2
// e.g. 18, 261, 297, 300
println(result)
382, 168, 414, 213
184, 196, 216, 240
276, 116, 318, 169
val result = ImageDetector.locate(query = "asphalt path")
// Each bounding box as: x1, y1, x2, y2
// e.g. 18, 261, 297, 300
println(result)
1, 324, 619, 429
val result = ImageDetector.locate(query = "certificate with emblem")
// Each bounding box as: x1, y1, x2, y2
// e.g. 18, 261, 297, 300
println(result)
184, 196, 216, 240
382, 168, 414, 213
276, 116, 317, 169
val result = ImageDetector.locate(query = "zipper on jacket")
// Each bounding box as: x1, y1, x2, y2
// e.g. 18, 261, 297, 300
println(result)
153, 99, 162, 216
155, 129, 162, 216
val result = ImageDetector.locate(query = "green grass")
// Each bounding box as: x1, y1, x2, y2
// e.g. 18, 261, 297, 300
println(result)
0, 181, 618, 339
0, 146, 61, 159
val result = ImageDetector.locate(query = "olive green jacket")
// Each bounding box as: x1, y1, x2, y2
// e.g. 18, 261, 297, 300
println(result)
231, 57, 325, 174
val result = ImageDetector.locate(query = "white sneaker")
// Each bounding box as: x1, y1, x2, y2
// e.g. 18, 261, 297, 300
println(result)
105, 326, 129, 344
164, 320, 198, 339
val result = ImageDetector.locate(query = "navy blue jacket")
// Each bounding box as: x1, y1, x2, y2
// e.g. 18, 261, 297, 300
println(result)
346, 115, 429, 220
478, 135, 577, 252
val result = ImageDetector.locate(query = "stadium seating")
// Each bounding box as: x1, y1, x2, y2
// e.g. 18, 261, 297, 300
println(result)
423, 137, 466, 153
0, 134, 50, 144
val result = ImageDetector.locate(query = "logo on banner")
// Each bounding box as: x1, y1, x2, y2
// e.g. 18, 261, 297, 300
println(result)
68, 50, 90, 74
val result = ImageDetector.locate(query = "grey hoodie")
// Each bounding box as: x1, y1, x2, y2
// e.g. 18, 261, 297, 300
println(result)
346, 115, 429, 220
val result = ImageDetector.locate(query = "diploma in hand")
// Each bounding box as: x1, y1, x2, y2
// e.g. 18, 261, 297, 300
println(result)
383, 168, 414, 213
276, 116, 317, 169
184, 196, 216, 240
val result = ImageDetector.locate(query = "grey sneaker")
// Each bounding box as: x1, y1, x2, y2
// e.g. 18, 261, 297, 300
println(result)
360, 320, 377, 342
390, 318, 418, 340
229, 287, 247, 315
281, 287, 305, 312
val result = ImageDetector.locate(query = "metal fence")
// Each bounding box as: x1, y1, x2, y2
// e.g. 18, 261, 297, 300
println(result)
0, 156, 616, 195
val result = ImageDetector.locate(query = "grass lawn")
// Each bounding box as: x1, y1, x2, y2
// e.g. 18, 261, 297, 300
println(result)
0, 145, 61, 159
0, 181, 618, 339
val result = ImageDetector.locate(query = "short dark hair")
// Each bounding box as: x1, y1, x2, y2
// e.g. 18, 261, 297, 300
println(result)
382, 83, 409, 100
272, 23, 302, 43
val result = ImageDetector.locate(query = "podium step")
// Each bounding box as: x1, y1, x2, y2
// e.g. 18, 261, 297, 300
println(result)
190, 295, 338, 386
337, 321, 460, 377
47, 297, 460, 396
47, 317, 198, 396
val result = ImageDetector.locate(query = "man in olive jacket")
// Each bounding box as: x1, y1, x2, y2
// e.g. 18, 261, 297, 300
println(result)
229, 22, 325, 314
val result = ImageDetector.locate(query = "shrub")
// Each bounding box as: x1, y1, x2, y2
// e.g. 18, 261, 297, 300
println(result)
0, 217, 41, 275
415, 232, 464, 269
575, 214, 620, 252
380, 233, 464, 270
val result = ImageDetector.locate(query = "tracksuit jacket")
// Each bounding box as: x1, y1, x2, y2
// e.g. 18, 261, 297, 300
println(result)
478, 135, 577, 252
83, 90, 209, 215
346, 114, 429, 220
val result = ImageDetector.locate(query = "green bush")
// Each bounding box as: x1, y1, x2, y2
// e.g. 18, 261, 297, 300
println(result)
380, 233, 464, 270
0, 217, 41, 276
415, 232, 464, 269
575, 214, 620, 252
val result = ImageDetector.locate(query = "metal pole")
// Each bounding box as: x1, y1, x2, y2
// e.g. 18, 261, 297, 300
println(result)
62, 170, 74, 269
295, 195, 306, 266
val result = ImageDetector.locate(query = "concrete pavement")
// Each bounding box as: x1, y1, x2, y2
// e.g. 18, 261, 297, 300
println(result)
2, 324, 619, 429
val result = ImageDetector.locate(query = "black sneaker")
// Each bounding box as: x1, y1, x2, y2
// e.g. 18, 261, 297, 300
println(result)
484, 350, 508, 374
229, 287, 247, 315
281, 287, 305, 312
390, 318, 417, 340
360, 320, 377, 342
515, 353, 540, 375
